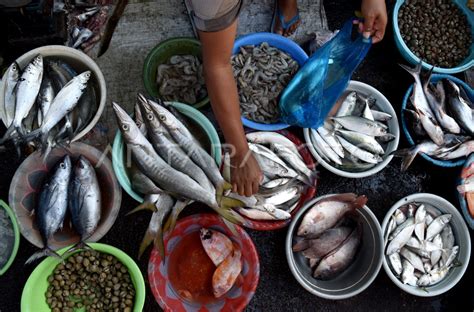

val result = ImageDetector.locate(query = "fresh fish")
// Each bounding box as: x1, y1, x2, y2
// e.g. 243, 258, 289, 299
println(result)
430, 234, 443, 266
386, 224, 416, 255
388, 252, 403, 276
317, 126, 345, 158
437, 140, 474, 160
426, 214, 452, 241
417, 266, 451, 287
249, 143, 302, 182
401, 259, 418, 286
444, 79, 474, 135
35, 75, 55, 127
138, 95, 214, 193
1, 55, 43, 141
371, 109, 392, 122
425, 214, 434, 226
25, 71, 91, 151
72, 28, 93, 49
310, 129, 342, 165
405, 236, 421, 249
336, 91, 357, 117
393, 208, 407, 225
147, 98, 230, 194
441, 226, 455, 264
136, 194, 174, 259
68, 156, 101, 245
226, 192, 258, 207
212, 246, 242, 297
384, 218, 396, 247
337, 136, 382, 164
404, 108, 428, 137
76, 6, 100, 21
112, 102, 242, 224
400, 247, 425, 273
73, 84, 96, 135
313, 227, 361, 280
237, 206, 289, 220
1, 62, 19, 127
362, 102, 374, 120
131, 168, 163, 195
26, 155, 72, 263
252, 204, 291, 220
389, 218, 415, 240
297, 193, 367, 238
336, 129, 385, 155
258, 185, 303, 206
200, 228, 233, 266
293, 227, 352, 260
271, 143, 316, 182
246, 131, 302, 160
331, 116, 388, 137
400, 63, 444, 145
443, 246, 459, 267
414, 204, 426, 241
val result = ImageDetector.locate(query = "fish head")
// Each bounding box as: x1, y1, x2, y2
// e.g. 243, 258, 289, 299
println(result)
112, 102, 143, 143
442, 79, 459, 96
53, 155, 72, 184
137, 94, 164, 133
78, 71, 92, 84
147, 100, 178, 130
31, 54, 43, 68
74, 155, 94, 178
9, 62, 20, 79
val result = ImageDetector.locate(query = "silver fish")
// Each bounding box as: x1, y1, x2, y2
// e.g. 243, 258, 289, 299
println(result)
443, 246, 459, 267
336, 91, 357, 117
2, 55, 43, 140
336, 129, 385, 155
441, 225, 455, 264
69, 156, 101, 245
72, 28, 93, 49
26, 155, 72, 264
131, 168, 164, 195
313, 227, 361, 280
437, 140, 474, 160
310, 129, 342, 165
271, 143, 315, 182
389, 218, 415, 240
362, 102, 374, 120
75, 6, 100, 22
370, 109, 392, 122
252, 203, 291, 220
297, 193, 367, 238
386, 224, 416, 255
237, 207, 280, 220
331, 116, 388, 137
430, 234, 443, 266
389, 252, 403, 276
393, 208, 407, 225
317, 126, 345, 158
35, 75, 55, 127
426, 214, 452, 241
444, 79, 474, 135
293, 226, 353, 259
1, 62, 19, 127
425, 214, 434, 226
384, 218, 396, 247
400, 247, 425, 273
249, 143, 301, 182
417, 266, 451, 286
401, 259, 418, 286
246, 131, 302, 160
337, 136, 382, 164
258, 185, 303, 206
414, 204, 426, 242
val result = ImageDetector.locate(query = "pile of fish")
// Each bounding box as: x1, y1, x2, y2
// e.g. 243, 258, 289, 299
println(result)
293, 193, 366, 279
396, 63, 474, 171
27, 155, 101, 264
0, 55, 95, 157
231, 42, 299, 124
114, 94, 245, 259
221, 131, 316, 221
200, 228, 242, 298
385, 202, 458, 287
458, 162, 474, 218
309, 91, 395, 171
0, 206, 15, 268
64, 1, 111, 53
157, 55, 207, 105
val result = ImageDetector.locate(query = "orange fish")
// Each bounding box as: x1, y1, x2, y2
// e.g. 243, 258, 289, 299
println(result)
212, 246, 242, 298
200, 228, 233, 266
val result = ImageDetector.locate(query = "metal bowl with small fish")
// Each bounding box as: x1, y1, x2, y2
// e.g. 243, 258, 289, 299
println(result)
21, 242, 145, 312
0, 200, 20, 275
9, 142, 122, 250
143, 37, 209, 108
401, 74, 474, 168
303, 80, 400, 178
232, 33, 308, 131
393, 0, 474, 74
0, 45, 106, 142
382, 193, 471, 297
148, 213, 259, 311
286, 194, 384, 300
457, 154, 474, 229
112, 101, 222, 202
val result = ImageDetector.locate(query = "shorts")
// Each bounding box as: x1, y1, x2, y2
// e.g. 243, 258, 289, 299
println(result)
185, 0, 244, 32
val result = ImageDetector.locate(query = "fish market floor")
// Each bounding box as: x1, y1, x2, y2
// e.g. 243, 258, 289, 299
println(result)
0, 0, 473, 311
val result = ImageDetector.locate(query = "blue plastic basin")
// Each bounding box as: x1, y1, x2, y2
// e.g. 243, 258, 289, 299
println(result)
401, 74, 474, 167
393, 0, 474, 74
232, 33, 309, 131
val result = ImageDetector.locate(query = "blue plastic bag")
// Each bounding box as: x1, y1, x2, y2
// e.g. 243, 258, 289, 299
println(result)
279, 19, 371, 129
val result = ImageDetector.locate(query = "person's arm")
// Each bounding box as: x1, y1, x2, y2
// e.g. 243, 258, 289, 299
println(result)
199, 21, 262, 196
359, 0, 387, 43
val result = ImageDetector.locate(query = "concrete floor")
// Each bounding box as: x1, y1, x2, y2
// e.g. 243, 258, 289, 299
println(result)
0, 0, 473, 311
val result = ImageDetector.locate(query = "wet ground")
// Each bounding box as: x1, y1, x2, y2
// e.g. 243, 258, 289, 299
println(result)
0, 0, 473, 311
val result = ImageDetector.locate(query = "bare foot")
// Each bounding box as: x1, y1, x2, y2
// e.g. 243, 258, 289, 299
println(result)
273, 0, 301, 37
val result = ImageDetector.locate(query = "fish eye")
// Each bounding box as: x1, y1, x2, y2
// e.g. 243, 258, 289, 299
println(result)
122, 124, 129, 131
147, 113, 154, 121
159, 115, 166, 121
60, 163, 66, 169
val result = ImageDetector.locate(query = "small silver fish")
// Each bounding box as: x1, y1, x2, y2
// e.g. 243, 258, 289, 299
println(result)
393, 208, 407, 225
414, 204, 426, 242
1, 62, 19, 127
426, 214, 452, 241
401, 259, 418, 286
331, 116, 388, 137
337, 136, 382, 164
417, 266, 451, 287
430, 234, 444, 266
400, 247, 425, 273
388, 252, 403, 276
336, 91, 357, 117
386, 224, 416, 255
310, 129, 342, 165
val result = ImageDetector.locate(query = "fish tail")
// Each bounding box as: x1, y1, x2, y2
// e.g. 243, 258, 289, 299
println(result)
25, 247, 63, 265
154, 226, 166, 262
390, 146, 420, 172
222, 217, 240, 236
126, 201, 157, 216
21, 128, 41, 144
399, 62, 421, 79
138, 227, 155, 260
163, 200, 189, 234
216, 203, 246, 226
292, 239, 310, 252
62, 241, 92, 258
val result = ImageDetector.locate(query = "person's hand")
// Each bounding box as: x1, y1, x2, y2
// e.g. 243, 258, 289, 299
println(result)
359, 0, 387, 43
231, 151, 263, 197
